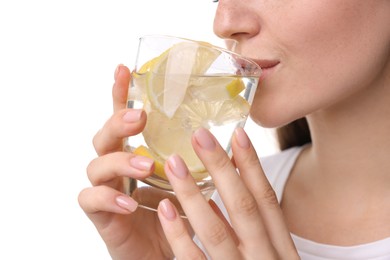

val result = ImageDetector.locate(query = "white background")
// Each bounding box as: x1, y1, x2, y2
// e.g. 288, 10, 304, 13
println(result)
0, 1, 278, 259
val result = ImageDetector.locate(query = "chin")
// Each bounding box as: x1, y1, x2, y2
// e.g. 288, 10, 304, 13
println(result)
249, 106, 303, 129
250, 112, 287, 129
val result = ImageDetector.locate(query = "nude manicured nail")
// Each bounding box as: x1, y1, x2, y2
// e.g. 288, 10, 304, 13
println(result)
116, 195, 138, 212
160, 199, 176, 220
123, 109, 142, 123
234, 128, 250, 149
167, 155, 188, 179
130, 156, 153, 171
193, 128, 216, 151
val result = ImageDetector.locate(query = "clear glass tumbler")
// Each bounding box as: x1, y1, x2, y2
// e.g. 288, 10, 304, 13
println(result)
124, 35, 261, 216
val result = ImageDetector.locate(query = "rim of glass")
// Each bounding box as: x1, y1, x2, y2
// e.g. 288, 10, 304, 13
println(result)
138, 34, 262, 72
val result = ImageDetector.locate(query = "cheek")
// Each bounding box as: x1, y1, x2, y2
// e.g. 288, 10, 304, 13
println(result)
285, 1, 390, 90
249, 3, 351, 127
250, 1, 390, 128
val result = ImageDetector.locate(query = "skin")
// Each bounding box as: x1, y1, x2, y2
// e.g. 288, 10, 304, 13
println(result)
79, 0, 390, 258
213, 0, 390, 246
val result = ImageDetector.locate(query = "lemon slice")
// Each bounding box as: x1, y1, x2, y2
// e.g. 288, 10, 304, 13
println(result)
129, 48, 171, 102
179, 95, 250, 126
142, 108, 208, 175
146, 42, 221, 118
142, 94, 250, 177
135, 41, 250, 181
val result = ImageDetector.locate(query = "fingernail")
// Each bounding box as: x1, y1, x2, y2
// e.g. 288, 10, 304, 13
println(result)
167, 155, 188, 179
193, 128, 216, 151
116, 195, 138, 212
123, 109, 142, 123
159, 199, 176, 220
234, 128, 250, 149
130, 156, 153, 171
114, 64, 123, 80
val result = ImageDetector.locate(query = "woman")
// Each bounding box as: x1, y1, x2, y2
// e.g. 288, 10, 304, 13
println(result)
79, 0, 390, 259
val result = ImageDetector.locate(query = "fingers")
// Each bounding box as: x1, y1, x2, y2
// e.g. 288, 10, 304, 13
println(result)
93, 108, 146, 156
164, 155, 241, 260
231, 128, 298, 257
209, 200, 239, 246
128, 126, 297, 259
113, 64, 131, 113
87, 151, 154, 187
157, 199, 207, 260
192, 128, 277, 258
78, 186, 138, 217
92, 65, 145, 156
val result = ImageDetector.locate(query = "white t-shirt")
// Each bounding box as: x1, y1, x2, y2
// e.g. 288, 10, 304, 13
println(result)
204, 146, 390, 260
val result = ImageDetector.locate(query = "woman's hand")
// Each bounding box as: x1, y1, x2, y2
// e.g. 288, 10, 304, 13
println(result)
78, 65, 173, 260
157, 127, 299, 259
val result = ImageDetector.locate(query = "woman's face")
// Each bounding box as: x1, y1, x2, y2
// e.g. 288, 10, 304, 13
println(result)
214, 0, 390, 127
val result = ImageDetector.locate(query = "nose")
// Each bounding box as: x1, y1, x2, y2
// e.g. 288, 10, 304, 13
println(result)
213, 0, 261, 42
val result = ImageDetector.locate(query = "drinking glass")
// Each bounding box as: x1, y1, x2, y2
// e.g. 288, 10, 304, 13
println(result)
124, 35, 261, 216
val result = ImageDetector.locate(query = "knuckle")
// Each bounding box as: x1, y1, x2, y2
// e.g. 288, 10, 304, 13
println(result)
260, 184, 279, 207
212, 155, 232, 173
91, 129, 101, 151
77, 187, 91, 208
86, 158, 100, 185
204, 221, 230, 246
239, 148, 261, 168
86, 159, 96, 182
166, 223, 207, 260
248, 152, 261, 168
183, 251, 207, 260
168, 221, 188, 240
279, 252, 300, 260
290, 254, 301, 260
92, 127, 113, 156
234, 195, 259, 216
180, 186, 202, 202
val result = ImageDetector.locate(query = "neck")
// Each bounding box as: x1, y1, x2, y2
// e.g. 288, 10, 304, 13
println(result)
305, 71, 390, 193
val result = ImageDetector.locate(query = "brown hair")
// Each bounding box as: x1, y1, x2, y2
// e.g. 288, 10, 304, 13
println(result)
276, 117, 311, 150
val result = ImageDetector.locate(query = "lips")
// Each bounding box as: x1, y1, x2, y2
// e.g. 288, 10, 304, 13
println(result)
254, 59, 280, 70
253, 59, 280, 80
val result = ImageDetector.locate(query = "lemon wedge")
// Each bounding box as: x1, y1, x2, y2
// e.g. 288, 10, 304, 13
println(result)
133, 145, 167, 180
188, 77, 245, 102
226, 78, 246, 98
133, 145, 208, 181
